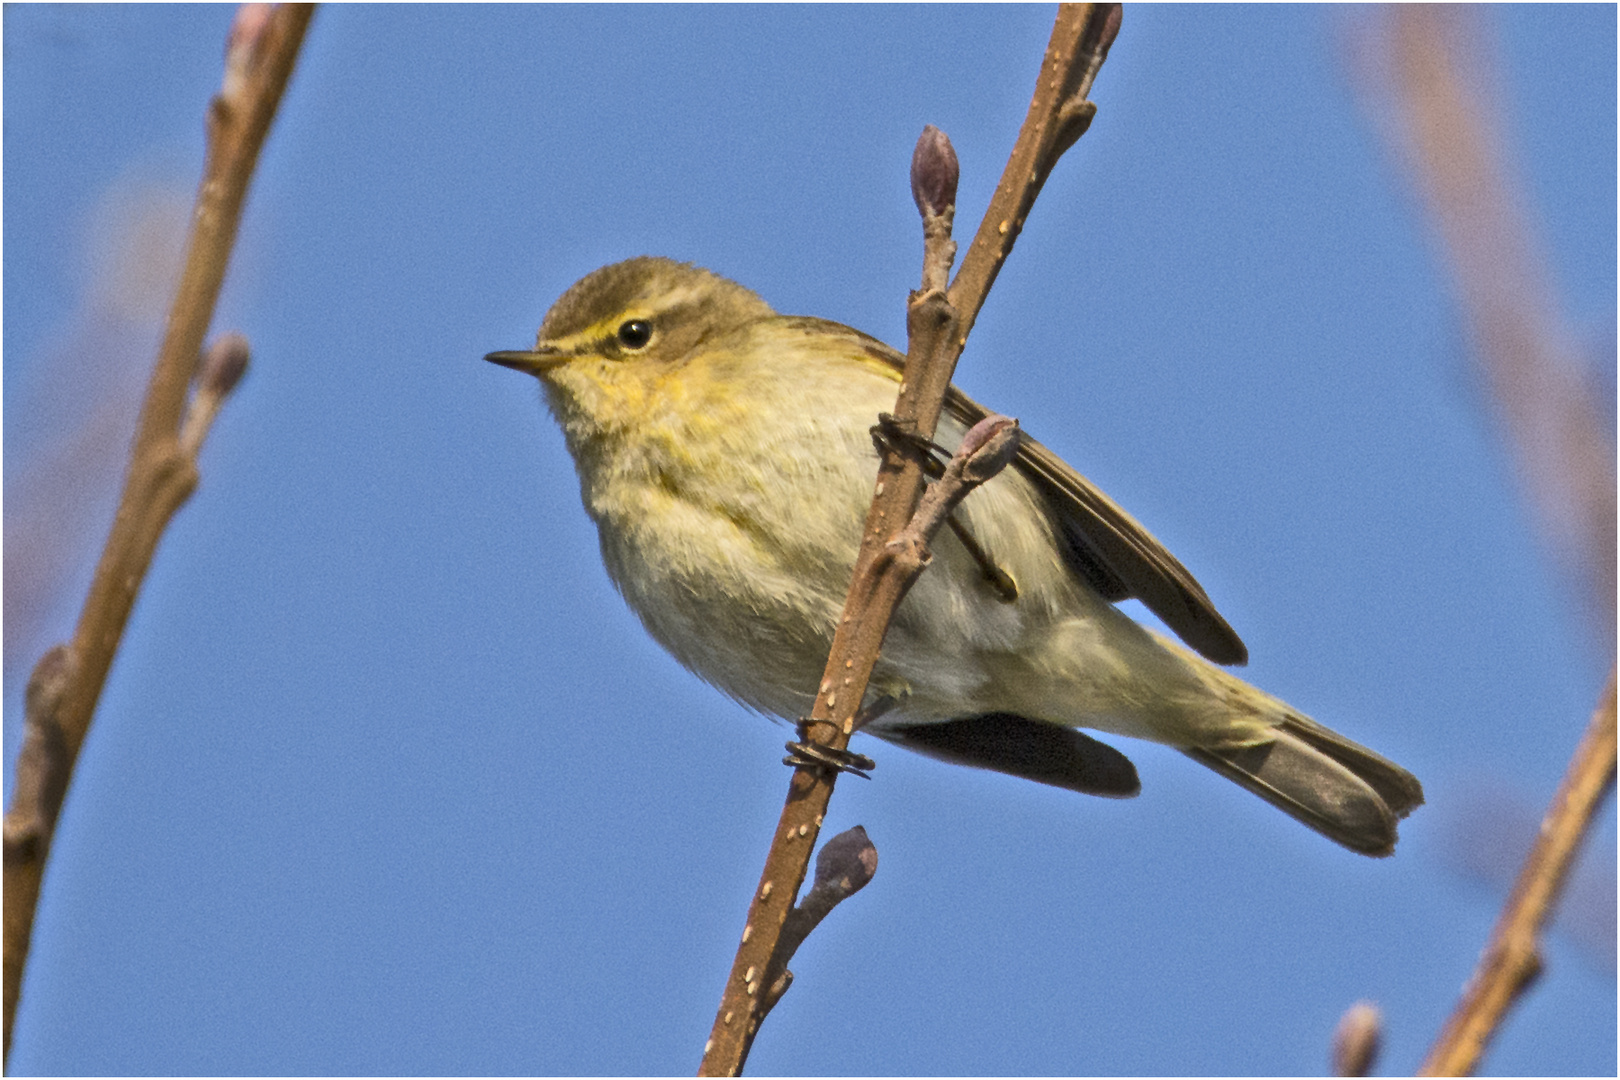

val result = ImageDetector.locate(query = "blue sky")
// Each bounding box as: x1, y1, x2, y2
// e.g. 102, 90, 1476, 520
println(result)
4, 5, 1614, 1075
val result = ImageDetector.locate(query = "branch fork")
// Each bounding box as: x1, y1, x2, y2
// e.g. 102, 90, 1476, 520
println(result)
2, 5, 311, 1063
698, 7, 1120, 1075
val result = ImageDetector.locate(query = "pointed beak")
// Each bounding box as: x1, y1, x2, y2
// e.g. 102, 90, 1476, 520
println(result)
485, 347, 564, 374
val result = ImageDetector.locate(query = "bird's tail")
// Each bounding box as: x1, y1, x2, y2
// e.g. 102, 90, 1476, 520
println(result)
1182, 710, 1423, 857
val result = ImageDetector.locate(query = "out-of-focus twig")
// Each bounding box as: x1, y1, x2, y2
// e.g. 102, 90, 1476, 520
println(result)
1, 5, 313, 1063
4, 184, 193, 678
1371, 5, 1616, 654
697, 8, 1120, 1074
1351, 8, 1618, 1074
1331, 1000, 1382, 1077
1418, 671, 1616, 1076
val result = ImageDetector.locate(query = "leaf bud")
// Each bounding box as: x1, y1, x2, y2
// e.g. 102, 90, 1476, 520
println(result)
812, 825, 878, 897
200, 332, 251, 398
910, 125, 960, 218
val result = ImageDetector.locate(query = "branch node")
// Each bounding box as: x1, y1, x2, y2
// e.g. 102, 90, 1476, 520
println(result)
2, 646, 79, 864
753, 826, 878, 1022
1051, 97, 1098, 160
180, 332, 252, 456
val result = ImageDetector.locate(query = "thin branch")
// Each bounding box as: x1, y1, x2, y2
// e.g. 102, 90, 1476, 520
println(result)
949, 2, 1121, 337
697, 6, 1119, 1074
1418, 670, 1617, 1077
2, 5, 311, 1062
1349, 9, 1618, 1072
756, 826, 879, 1019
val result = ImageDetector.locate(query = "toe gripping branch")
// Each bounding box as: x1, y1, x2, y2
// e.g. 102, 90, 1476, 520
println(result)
779, 413, 958, 783
784, 722, 877, 779
870, 413, 950, 479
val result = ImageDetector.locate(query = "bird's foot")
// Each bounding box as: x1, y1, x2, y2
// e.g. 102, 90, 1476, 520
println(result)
784, 723, 876, 779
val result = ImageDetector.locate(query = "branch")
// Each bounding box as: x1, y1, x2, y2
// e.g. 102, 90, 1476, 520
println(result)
2, 5, 312, 1062
1347, 10, 1619, 1072
949, 2, 1121, 336
697, 6, 1119, 1074
755, 826, 879, 1019
1417, 670, 1617, 1077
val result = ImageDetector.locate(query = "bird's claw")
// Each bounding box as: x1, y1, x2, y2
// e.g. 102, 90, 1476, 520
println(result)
870, 413, 949, 480
784, 739, 876, 779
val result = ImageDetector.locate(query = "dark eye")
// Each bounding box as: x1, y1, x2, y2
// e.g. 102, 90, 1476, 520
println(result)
617, 320, 652, 350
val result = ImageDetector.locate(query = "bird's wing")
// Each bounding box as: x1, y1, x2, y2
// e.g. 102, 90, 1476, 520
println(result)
799, 315, 1249, 666
943, 386, 1248, 665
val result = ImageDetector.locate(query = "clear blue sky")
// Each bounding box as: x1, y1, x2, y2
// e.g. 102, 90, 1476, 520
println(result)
5, 5, 1614, 1075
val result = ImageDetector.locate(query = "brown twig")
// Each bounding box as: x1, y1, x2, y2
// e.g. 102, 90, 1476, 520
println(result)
696, 6, 1119, 1075
1, 5, 312, 1062
1417, 670, 1617, 1077
755, 826, 879, 1018
949, 2, 1121, 338
1349, 9, 1618, 1073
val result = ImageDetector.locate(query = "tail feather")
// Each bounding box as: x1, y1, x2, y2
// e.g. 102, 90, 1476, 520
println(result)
1184, 721, 1423, 857
1275, 713, 1425, 819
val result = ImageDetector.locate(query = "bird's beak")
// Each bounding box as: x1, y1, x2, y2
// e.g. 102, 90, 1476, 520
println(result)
485, 347, 565, 374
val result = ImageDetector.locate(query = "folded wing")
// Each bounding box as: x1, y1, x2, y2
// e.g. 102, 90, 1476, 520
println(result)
945, 387, 1248, 666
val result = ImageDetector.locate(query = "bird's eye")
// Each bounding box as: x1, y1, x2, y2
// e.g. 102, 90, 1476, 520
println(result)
617, 320, 652, 350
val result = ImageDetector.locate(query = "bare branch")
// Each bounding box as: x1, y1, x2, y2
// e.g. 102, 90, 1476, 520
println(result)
2, 5, 312, 1062
950, 2, 1120, 337
1346, 10, 1620, 1072
179, 333, 253, 457
697, 8, 1119, 1074
1418, 671, 1617, 1076
754, 826, 879, 1020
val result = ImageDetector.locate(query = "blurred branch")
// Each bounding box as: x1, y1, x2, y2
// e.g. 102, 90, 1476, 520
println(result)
697, 6, 1120, 1074
1370, 5, 1616, 654
1418, 670, 1617, 1076
2, 4, 312, 1062
1352, 9, 1618, 1073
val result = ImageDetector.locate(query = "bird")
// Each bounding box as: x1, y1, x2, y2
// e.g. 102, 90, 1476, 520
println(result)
487, 256, 1423, 856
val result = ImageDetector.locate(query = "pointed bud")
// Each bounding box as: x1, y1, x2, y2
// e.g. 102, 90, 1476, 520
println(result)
223, 4, 274, 98
910, 125, 960, 218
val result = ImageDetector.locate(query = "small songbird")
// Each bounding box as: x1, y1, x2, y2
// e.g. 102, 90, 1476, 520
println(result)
487, 257, 1423, 856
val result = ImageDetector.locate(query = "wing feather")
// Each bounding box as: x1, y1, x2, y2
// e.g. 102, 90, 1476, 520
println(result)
946, 386, 1248, 665
785, 315, 1249, 666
